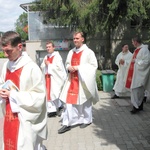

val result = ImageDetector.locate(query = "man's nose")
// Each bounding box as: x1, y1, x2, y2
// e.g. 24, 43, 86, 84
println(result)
3, 52, 8, 57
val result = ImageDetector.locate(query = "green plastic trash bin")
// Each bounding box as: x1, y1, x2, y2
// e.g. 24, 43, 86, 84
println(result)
101, 70, 115, 92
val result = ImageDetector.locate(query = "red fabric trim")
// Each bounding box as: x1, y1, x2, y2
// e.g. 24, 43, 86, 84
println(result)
125, 48, 141, 88
45, 55, 54, 101
66, 51, 83, 104
4, 67, 23, 150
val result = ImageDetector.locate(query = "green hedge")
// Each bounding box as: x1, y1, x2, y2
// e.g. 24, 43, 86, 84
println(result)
96, 69, 102, 91
0, 51, 6, 58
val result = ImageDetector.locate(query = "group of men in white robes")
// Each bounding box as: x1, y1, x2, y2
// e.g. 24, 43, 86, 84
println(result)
41, 32, 99, 134
2, 30, 149, 150
112, 36, 150, 114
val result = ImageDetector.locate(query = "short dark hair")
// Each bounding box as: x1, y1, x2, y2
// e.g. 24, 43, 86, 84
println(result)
132, 35, 142, 44
122, 44, 128, 48
73, 31, 84, 38
46, 41, 55, 47
1, 31, 22, 47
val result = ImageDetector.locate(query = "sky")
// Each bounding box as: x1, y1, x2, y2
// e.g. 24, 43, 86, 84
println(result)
0, 0, 33, 32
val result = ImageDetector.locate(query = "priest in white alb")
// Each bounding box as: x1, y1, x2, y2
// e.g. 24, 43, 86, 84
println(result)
0, 31, 47, 150
125, 36, 150, 114
112, 44, 132, 99
58, 31, 99, 134
41, 41, 67, 117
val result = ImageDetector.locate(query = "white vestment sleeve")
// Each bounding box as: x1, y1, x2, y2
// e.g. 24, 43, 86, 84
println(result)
77, 49, 99, 104
40, 56, 48, 74
9, 90, 20, 113
0, 98, 5, 104
115, 53, 121, 67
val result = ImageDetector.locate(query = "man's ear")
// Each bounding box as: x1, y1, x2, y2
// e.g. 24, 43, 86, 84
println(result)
82, 37, 84, 43
18, 43, 23, 51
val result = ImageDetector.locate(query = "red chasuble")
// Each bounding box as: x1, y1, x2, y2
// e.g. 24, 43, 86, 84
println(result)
45, 55, 54, 101
4, 67, 23, 150
125, 48, 141, 89
66, 51, 83, 104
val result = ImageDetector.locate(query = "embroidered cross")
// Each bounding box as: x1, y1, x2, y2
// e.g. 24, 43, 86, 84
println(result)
6, 139, 14, 150
5, 110, 17, 121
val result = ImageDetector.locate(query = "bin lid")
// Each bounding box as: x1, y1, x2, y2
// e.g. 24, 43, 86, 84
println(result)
101, 70, 115, 74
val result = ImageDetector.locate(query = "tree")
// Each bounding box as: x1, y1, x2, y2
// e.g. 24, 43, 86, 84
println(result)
34, 0, 150, 33
34, 0, 150, 68
15, 12, 28, 40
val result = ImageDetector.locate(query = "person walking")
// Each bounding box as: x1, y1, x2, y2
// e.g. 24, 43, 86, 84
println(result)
112, 44, 132, 99
58, 31, 99, 134
125, 36, 150, 114
41, 41, 66, 117
0, 31, 47, 150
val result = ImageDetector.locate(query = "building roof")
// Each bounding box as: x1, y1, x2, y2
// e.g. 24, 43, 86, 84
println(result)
20, 1, 39, 12
20, 3, 32, 12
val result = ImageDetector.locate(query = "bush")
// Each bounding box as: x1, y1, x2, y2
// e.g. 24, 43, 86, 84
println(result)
96, 69, 102, 91
0, 51, 6, 58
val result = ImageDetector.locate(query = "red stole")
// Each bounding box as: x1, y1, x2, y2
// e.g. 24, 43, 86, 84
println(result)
125, 48, 141, 88
45, 55, 54, 101
4, 67, 23, 150
66, 51, 83, 104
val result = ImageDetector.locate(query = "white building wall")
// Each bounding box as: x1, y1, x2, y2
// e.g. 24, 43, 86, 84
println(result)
26, 40, 72, 66
26, 40, 44, 62
28, 11, 72, 41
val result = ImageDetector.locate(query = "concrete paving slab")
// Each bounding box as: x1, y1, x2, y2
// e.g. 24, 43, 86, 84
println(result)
99, 91, 114, 99
115, 99, 130, 106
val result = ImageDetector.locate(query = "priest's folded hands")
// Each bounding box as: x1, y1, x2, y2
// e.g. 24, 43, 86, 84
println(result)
132, 58, 135, 63
0, 88, 10, 100
68, 66, 78, 72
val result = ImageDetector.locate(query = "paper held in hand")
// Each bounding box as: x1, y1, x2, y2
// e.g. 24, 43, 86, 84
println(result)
2, 80, 19, 91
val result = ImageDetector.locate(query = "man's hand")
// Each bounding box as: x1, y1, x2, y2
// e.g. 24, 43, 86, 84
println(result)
68, 66, 78, 73
131, 59, 135, 63
44, 59, 50, 66
119, 59, 125, 65
0, 89, 10, 100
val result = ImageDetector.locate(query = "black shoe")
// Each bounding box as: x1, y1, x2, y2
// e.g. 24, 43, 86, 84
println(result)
143, 96, 147, 103
57, 106, 64, 117
80, 123, 91, 128
47, 112, 57, 118
130, 107, 139, 114
58, 125, 71, 134
138, 102, 143, 111
111, 94, 120, 99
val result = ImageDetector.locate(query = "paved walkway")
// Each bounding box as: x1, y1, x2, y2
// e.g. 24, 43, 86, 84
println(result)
1, 91, 150, 150
43, 91, 150, 150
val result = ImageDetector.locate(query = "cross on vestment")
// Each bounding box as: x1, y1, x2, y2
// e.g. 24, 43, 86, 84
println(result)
5, 110, 17, 121
6, 138, 15, 149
